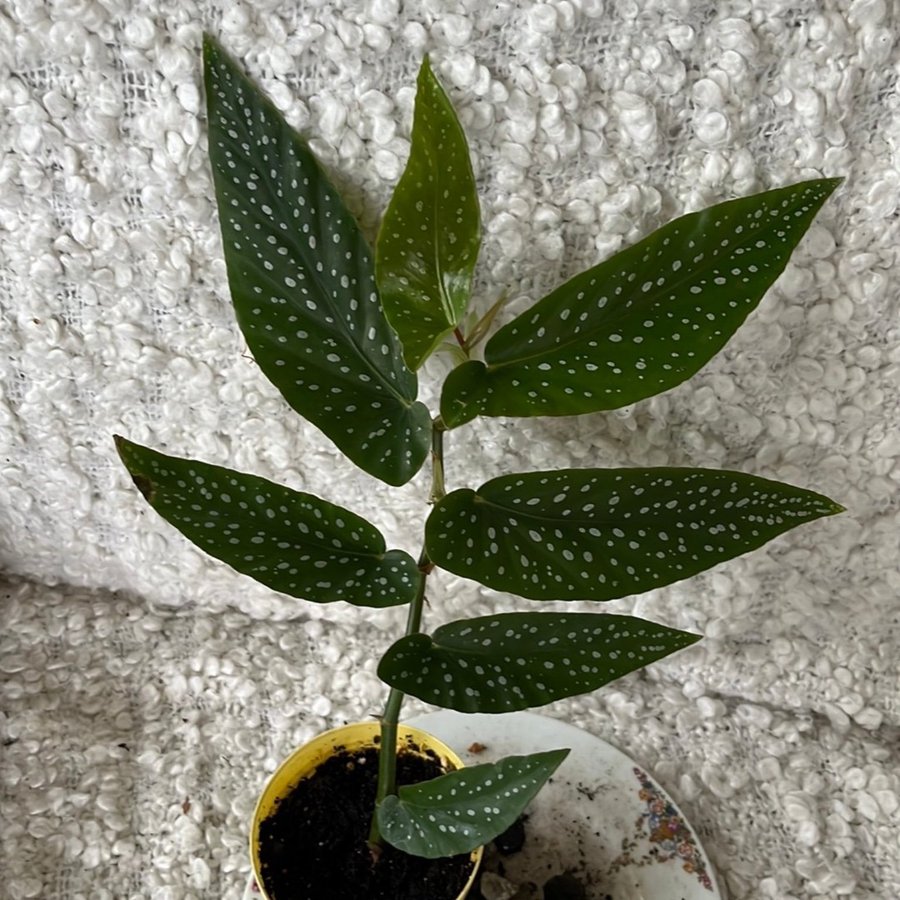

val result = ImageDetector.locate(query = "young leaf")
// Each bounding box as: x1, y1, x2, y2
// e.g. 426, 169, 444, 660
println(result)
426, 468, 843, 601
375, 56, 481, 369
203, 35, 431, 485
440, 178, 842, 427
378, 612, 699, 713
377, 749, 569, 858
115, 436, 420, 608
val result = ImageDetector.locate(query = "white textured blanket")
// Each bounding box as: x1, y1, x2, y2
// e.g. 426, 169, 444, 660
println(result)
1, 1, 898, 898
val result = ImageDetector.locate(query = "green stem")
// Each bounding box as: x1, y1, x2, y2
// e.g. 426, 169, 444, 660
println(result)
368, 417, 447, 849
371, 569, 425, 811
429, 418, 446, 505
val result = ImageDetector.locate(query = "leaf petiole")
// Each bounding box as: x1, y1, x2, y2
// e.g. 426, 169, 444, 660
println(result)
429, 418, 447, 505
463, 289, 509, 354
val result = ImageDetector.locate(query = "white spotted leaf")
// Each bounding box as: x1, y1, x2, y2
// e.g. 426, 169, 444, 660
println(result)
375, 56, 481, 369
426, 468, 843, 601
378, 612, 699, 713
377, 749, 568, 858
441, 179, 841, 427
203, 36, 430, 485
115, 436, 420, 608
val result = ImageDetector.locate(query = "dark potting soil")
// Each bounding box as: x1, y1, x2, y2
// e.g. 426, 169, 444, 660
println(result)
258, 745, 473, 900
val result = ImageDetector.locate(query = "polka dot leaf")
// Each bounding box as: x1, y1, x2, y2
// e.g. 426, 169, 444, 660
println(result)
425, 468, 844, 601
203, 35, 431, 486
440, 179, 842, 427
378, 612, 699, 713
115, 436, 421, 608
377, 749, 569, 858
375, 56, 481, 370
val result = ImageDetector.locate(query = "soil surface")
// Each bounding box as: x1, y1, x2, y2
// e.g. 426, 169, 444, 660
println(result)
258, 745, 473, 900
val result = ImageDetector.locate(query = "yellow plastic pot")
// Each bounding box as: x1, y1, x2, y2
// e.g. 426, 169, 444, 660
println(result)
250, 721, 483, 900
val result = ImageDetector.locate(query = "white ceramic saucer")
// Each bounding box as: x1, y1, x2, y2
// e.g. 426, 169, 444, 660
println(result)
407, 710, 722, 900
243, 710, 722, 900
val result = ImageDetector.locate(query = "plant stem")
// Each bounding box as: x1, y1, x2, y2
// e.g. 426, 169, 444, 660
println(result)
371, 574, 424, 804
368, 417, 447, 849
429, 418, 446, 505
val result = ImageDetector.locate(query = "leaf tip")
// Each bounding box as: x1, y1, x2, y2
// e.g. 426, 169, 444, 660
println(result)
113, 433, 133, 461
113, 436, 155, 502
813, 175, 844, 205
550, 746, 571, 765
201, 31, 219, 61
808, 488, 844, 518
418, 53, 436, 83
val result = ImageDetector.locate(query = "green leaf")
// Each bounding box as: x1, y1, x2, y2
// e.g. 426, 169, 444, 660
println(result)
378, 612, 699, 713
203, 35, 430, 486
440, 178, 842, 427
375, 56, 481, 369
115, 436, 420, 608
426, 468, 843, 601
377, 749, 568, 858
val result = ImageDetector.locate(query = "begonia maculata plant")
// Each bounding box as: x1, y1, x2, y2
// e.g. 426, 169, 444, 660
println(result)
115, 36, 843, 860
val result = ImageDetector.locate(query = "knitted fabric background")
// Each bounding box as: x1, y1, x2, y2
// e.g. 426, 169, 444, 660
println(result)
1, 0, 898, 898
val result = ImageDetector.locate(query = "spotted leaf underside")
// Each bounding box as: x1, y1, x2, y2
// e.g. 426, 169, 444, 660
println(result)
203, 36, 430, 485
441, 178, 841, 427
426, 468, 843, 601
375, 56, 481, 369
115, 436, 420, 608
377, 749, 568, 858
378, 612, 699, 713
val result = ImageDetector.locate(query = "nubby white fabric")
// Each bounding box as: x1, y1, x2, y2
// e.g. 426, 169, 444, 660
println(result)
0, 1, 898, 898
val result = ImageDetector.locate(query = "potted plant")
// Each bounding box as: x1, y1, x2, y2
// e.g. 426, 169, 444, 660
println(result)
115, 35, 843, 900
